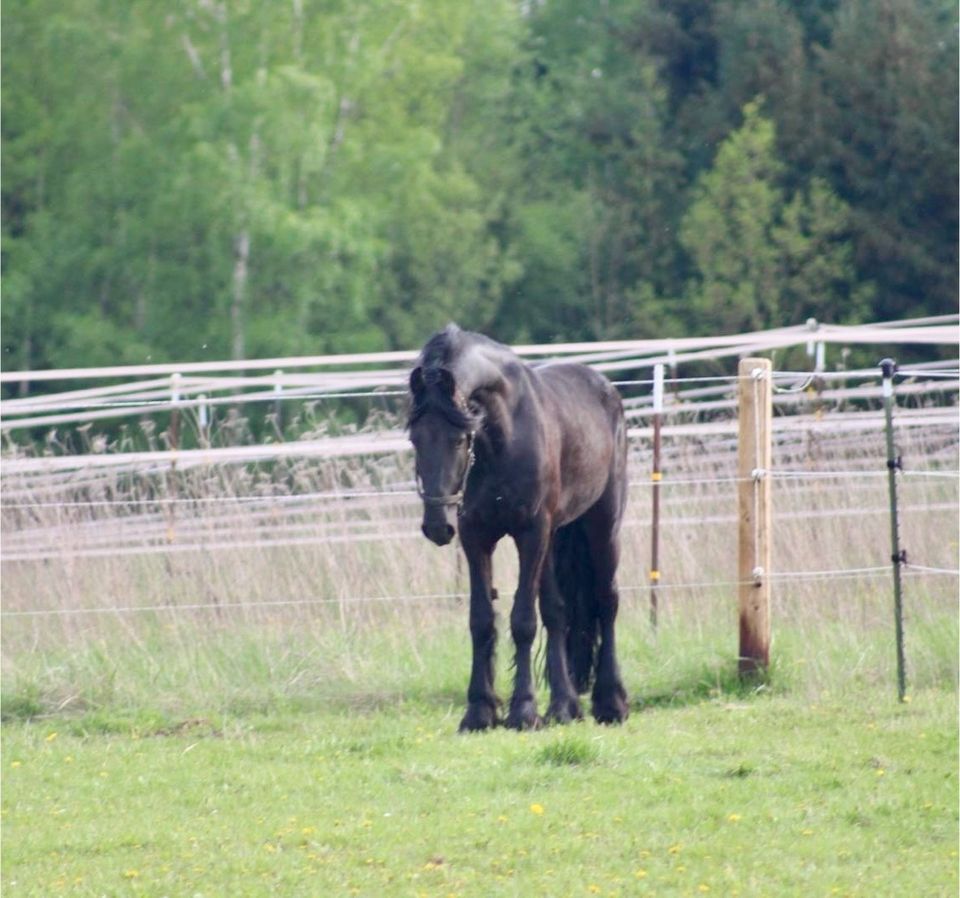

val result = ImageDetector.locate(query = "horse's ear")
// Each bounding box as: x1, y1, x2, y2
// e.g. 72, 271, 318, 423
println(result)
409, 366, 425, 396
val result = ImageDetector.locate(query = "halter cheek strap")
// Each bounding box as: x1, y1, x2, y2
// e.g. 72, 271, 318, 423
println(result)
416, 432, 475, 511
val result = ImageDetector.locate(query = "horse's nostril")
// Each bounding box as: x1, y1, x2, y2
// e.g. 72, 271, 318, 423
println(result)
422, 520, 455, 546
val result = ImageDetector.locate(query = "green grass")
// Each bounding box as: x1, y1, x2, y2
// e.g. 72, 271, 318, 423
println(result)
3, 691, 956, 897
3, 380, 957, 895
2, 606, 958, 897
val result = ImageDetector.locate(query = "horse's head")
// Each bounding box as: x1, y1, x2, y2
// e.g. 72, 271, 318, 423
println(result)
408, 365, 476, 547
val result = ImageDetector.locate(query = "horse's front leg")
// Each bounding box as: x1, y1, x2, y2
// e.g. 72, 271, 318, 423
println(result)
539, 548, 583, 725
459, 531, 500, 732
506, 521, 550, 730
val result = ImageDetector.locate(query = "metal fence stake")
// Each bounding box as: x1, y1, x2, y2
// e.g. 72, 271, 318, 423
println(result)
880, 358, 907, 702
649, 363, 664, 631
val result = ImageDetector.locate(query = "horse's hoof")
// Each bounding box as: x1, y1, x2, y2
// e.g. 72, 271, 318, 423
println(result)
505, 698, 542, 731
545, 696, 583, 725
459, 701, 499, 733
592, 686, 629, 725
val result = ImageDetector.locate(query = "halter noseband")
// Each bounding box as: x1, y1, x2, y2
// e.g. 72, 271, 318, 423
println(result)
416, 431, 475, 511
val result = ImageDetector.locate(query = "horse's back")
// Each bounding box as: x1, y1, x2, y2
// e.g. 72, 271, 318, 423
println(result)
532, 362, 627, 525
535, 362, 623, 426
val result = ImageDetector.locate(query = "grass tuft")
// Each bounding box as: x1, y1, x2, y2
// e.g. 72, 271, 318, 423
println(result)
534, 733, 600, 767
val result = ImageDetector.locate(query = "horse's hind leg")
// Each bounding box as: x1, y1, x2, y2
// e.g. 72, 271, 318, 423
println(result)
583, 507, 629, 725
539, 545, 583, 724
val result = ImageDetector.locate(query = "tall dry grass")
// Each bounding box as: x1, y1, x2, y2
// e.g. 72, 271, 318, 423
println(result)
1, 399, 957, 719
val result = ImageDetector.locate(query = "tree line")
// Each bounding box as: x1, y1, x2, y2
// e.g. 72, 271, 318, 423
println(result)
3, 0, 957, 378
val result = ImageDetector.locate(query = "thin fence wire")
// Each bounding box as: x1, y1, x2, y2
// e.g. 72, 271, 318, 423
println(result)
3, 564, 956, 619
4, 466, 956, 512
3, 345, 956, 634
4, 368, 955, 413
5, 499, 957, 563
0, 336, 960, 429
0, 476, 748, 512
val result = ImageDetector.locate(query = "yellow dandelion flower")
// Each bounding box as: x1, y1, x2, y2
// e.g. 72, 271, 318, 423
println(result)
10, 761, 22, 769
588, 886, 601, 894
698, 885, 711, 893
634, 869, 648, 879
530, 803, 545, 815
668, 843, 682, 854
45, 732, 58, 743
497, 815, 508, 823
122, 870, 139, 879
727, 813, 742, 822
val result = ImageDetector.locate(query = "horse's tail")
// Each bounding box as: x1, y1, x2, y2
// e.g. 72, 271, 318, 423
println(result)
554, 517, 599, 694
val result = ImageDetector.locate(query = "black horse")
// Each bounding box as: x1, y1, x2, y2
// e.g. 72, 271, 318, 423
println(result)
407, 324, 629, 731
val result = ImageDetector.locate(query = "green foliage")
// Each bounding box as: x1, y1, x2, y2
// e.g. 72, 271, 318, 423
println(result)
814, 0, 959, 321
681, 100, 867, 332
2, 0, 956, 372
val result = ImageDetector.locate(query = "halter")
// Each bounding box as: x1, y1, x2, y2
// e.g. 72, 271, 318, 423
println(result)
416, 431, 475, 511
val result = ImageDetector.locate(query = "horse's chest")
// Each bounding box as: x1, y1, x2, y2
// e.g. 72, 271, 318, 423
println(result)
463, 477, 537, 533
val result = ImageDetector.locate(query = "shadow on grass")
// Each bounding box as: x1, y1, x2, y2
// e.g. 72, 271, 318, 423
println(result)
631, 661, 776, 711
1, 644, 787, 733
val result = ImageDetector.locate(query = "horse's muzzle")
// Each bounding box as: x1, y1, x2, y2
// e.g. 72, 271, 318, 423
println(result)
422, 519, 455, 546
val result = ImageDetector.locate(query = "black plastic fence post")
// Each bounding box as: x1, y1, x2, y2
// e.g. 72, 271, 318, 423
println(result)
880, 358, 907, 702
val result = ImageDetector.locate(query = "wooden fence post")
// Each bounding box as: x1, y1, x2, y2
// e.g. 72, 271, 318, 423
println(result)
738, 357, 772, 676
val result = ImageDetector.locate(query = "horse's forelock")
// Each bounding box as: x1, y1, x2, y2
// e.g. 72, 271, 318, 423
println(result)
410, 325, 511, 432
407, 380, 476, 432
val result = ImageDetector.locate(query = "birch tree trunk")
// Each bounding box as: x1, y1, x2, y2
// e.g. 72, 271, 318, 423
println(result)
230, 229, 250, 361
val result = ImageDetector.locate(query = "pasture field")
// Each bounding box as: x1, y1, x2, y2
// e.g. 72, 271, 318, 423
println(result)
2, 604, 958, 898
2, 402, 957, 895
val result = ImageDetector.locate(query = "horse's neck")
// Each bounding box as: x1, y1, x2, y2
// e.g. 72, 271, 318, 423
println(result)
452, 341, 514, 398
476, 387, 514, 455
448, 337, 526, 454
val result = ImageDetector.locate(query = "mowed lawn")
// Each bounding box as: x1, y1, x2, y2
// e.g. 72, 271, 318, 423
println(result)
3, 689, 956, 897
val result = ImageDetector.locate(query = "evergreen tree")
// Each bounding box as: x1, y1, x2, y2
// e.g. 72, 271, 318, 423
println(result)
681, 100, 865, 332
814, 0, 958, 320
